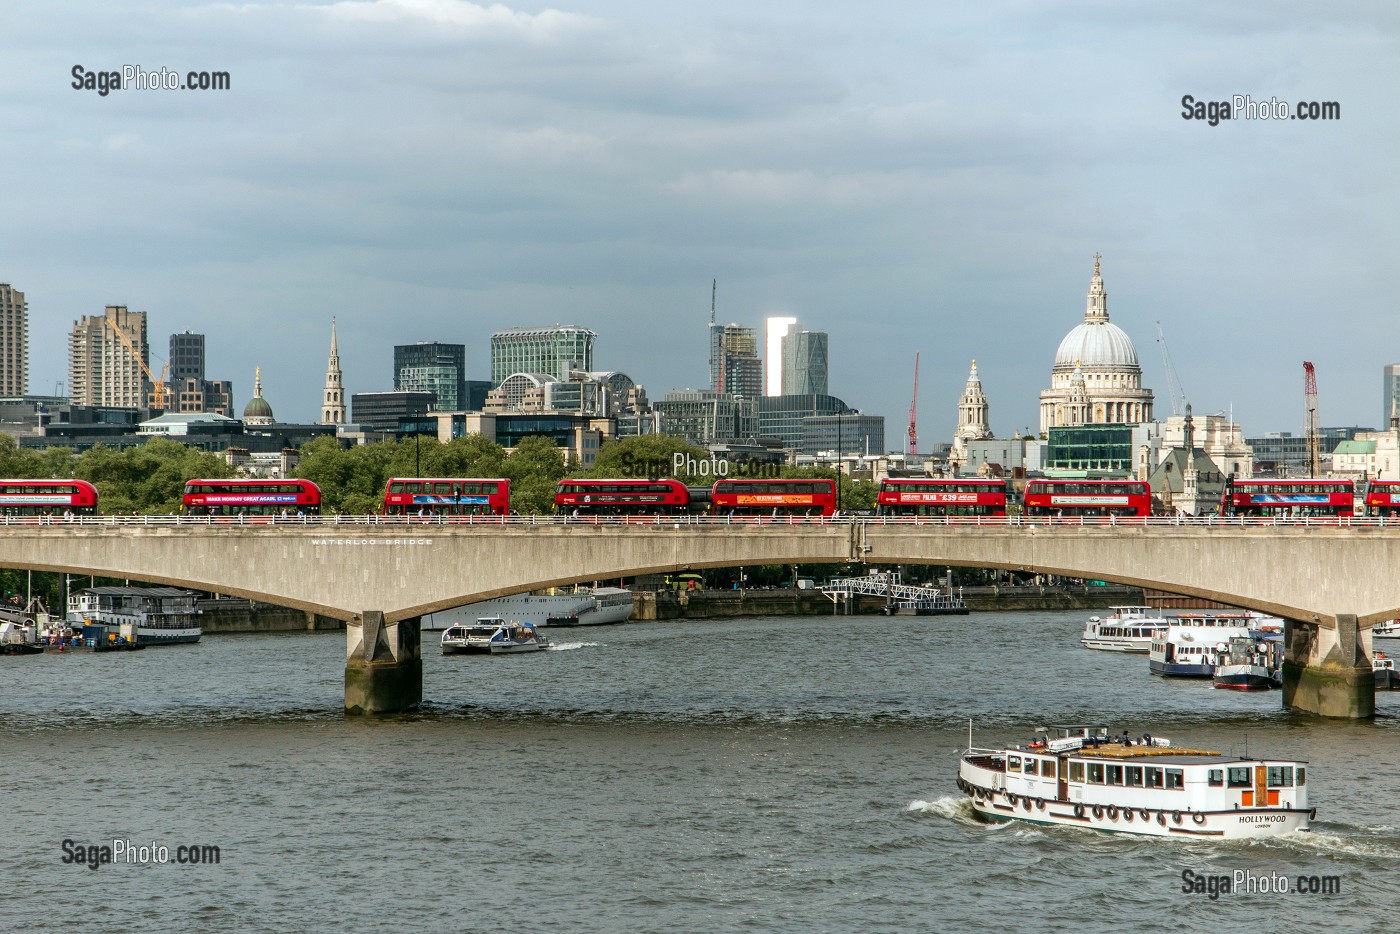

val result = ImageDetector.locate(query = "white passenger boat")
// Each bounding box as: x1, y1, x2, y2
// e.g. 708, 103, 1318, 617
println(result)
1080, 606, 1168, 653
1212, 633, 1283, 690
1373, 620, 1400, 641
425, 587, 633, 630
66, 587, 202, 645
956, 724, 1313, 839
1375, 653, 1399, 690
441, 617, 550, 655
1148, 612, 1281, 678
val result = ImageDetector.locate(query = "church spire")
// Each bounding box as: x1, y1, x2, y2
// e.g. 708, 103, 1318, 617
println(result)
1085, 253, 1109, 322
321, 317, 345, 425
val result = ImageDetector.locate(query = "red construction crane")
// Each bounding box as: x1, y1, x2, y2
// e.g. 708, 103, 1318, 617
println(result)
907, 352, 920, 455
1303, 361, 1320, 477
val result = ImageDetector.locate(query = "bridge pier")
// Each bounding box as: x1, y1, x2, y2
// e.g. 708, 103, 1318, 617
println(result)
1281, 615, 1374, 719
344, 611, 422, 715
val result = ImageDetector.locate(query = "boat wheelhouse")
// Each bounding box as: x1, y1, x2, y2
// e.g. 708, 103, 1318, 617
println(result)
956, 724, 1312, 839
1080, 606, 1168, 653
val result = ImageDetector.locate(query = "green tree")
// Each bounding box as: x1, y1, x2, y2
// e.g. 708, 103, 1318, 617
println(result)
506, 436, 567, 514
587, 434, 710, 482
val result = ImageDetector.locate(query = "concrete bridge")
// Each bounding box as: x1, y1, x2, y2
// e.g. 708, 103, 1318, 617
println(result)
4, 515, 1396, 718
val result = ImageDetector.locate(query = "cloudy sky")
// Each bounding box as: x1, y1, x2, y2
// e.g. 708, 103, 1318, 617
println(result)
3, 0, 1397, 442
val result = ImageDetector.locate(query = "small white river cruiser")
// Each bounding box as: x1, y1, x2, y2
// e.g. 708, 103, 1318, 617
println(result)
441, 617, 550, 655
956, 724, 1312, 839
1080, 606, 1168, 653
1212, 633, 1284, 690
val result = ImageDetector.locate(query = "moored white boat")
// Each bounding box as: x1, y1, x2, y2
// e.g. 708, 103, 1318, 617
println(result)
425, 587, 633, 630
441, 617, 550, 655
1080, 606, 1168, 653
956, 724, 1313, 839
1374, 653, 1400, 690
1212, 633, 1283, 690
1373, 620, 1400, 641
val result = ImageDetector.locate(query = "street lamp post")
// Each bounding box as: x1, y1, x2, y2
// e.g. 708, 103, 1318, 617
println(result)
836, 410, 843, 512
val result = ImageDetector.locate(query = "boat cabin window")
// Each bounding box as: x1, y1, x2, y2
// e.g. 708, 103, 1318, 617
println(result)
1208, 769, 1224, 786
1145, 767, 1164, 789
1125, 766, 1143, 787
1165, 769, 1183, 790
1041, 759, 1055, 779
1297, 768, 1306, 786
1227, 767, 1251, 788
1267, 766, 1293, 787
1023, 759, 1038, 775
1068, 762, 1085, 783
1087, 763, 1104, 783
1007, 755, 1021, 770
1106, 765, 1123, 785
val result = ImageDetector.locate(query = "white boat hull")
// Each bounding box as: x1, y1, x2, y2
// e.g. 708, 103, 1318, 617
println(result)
1080, 638, 1153, 653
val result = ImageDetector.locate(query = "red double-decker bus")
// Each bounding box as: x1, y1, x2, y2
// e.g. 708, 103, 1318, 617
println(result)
182, 479, 322, 516
555, 478, 694, 515
1365, 480, 1400, 517
382, 478, 510, 517
876, 478, 1007, 517
710, 478, 836, 517
0, 479, 99, 516
1022, 479, 1151, 518
1222, 478, 1354, 518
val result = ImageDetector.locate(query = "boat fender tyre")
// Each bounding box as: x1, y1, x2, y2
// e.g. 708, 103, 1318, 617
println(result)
1073, 804, 1084, 819
1310, 808, 1317, 819
1140, 809, 1151, 821
1022, 798, 1031, 812
1006, 793, 1017, 806
1192, 812, 1206, 825
1036, 799, 1046, 811
1156, 812, 1167, 826
1171, 811, 1182, 824
1106, 805, 1119, 820
1091, 805, 1103, 819
1124, 808, 1133, 823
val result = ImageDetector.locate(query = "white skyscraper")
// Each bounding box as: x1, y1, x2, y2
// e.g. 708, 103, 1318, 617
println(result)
764, 316, 797, 396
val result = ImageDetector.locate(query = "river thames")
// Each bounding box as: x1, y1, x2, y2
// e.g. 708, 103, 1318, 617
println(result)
3, 610, 1395, 932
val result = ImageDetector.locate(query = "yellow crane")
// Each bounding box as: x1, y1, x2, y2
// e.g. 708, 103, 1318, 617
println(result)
102, 316, 169, 409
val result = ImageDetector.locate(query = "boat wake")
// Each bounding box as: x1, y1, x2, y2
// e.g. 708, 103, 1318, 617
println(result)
547, 641, 602, 652
907, 795, 979, 823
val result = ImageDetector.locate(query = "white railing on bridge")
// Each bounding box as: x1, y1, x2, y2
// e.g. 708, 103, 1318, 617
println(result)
2, 514, 1399, 530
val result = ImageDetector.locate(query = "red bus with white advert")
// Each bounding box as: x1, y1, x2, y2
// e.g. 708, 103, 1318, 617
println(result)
182, 479, 322, 516
0, 479, 100, 517
555, 478, 695, 515
1221, 478, 1354, 518
876, 478, 1007, 517
1021, 479, 1151, 518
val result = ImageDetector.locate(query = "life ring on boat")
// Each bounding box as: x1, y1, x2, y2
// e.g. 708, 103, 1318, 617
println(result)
1106, 805, 1119, 820
1156, 812, 1167, 826
1091, 805, 1103, 819
1073, 804, 1085, 819
1123, 808, 1134, 823
1171, 810, 1183, 825
1192, 812, 1207, 826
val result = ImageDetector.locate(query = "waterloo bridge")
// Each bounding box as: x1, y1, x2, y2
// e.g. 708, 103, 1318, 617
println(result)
3, 514, 1395, 719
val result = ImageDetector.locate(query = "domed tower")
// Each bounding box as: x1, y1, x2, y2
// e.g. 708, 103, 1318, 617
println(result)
243, 367, 276, 426
1038, 255, 1154, 434
952, 359, 993, 460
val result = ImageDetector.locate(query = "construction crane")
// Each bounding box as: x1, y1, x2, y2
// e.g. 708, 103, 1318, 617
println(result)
1303, 361, 1320, 477
103, 316, 169, 409
907, 352, 920, 455
1155, 322, 1187, 417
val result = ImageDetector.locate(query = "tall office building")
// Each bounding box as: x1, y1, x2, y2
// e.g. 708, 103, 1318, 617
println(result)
711, 323, 762, 400
322, 318, 346, 425
395, 341, 466, 411
781, 329, 828, 396
0, 283, 28, 397
69, 306, 149, 407
764, 316, 797, 396
1384, 365, 1400, 427
169, 330, 205, 381
490, 326, 596, 386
